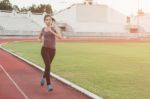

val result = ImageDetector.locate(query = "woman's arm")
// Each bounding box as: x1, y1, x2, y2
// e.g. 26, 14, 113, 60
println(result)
38, 32, 43, 42
50, 27, 62, 39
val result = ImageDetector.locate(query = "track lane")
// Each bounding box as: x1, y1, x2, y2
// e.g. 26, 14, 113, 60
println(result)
0, 64, 26, 99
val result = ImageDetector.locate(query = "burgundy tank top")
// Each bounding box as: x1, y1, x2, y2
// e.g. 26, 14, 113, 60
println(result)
41, 27, 56, 49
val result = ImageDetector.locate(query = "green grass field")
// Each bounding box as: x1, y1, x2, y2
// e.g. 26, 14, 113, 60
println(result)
3, 41, 150, 99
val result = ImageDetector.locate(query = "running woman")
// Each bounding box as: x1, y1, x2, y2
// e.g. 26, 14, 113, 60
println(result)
38, 14, 62, 92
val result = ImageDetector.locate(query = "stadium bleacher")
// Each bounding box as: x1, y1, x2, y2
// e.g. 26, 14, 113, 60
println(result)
0, 10, 42, 36
0, 10, 150, 38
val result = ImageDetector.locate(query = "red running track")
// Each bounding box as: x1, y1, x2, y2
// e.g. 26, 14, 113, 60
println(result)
0, 38, 91, 99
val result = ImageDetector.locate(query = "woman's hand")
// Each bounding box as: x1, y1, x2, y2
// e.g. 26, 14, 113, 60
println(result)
47, 27, 62, 39
45, 26, 62, 39
37, 38, 42, 43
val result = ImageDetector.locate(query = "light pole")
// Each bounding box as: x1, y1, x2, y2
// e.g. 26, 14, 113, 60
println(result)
137, 0, 140, 30
137, 0, 143, 34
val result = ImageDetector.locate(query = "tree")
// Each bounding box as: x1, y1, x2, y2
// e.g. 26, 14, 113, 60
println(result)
20, 7, 28, 12
13, 5, 19, 11
45, 4, 52, 14
0, 0, 12, 10
29, 4, 53, 14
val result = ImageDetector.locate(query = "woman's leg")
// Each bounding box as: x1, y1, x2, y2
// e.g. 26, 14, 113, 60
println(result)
41, 47, 55, 85
46, 48, 55, 85
41, 47, 50, 79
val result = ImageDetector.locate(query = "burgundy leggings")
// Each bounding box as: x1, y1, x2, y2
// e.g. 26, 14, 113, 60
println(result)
41, 47, 55, 85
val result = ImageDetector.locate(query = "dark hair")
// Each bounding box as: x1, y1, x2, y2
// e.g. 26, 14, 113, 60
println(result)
44, 14, 56, 22
44, 14, 51, 21
52, 17, 56, 22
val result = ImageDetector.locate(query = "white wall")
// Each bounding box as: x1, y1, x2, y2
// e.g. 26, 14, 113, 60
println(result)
0, 16, 41, 31
54, 5, 77, 31
74, 22, 127, 32
0, 12, 12, 16
76, 5, 108, 22
30, 14, 44, 27
107, 6, 126, 24
53, 4, 127, 33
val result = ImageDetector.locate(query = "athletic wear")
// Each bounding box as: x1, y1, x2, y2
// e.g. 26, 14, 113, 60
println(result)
41, 28, 56, 49
40, 27, 56, 88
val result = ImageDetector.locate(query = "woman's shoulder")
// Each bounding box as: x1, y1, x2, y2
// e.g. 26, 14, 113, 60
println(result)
41, 27, 46, 33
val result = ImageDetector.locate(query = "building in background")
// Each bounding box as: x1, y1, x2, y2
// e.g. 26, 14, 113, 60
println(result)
54, 0, 127, 33
1, 0, 150, 37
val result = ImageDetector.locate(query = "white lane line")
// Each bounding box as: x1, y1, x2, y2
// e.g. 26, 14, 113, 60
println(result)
0, 64, 29, 99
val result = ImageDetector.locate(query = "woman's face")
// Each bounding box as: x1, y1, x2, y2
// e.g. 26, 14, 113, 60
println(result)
44, 16, 52, 26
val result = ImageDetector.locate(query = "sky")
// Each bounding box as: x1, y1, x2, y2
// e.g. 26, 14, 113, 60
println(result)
9, 0, 150, 15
